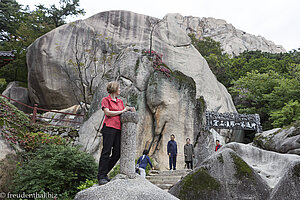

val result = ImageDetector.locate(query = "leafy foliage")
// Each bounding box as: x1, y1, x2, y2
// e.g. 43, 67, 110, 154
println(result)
77, 179, 98, 191
13, 144, 97, 198
270, 100, 300, 128
0, 0, 85, 85
0, 96, 66, 151
189, 34, 300, 129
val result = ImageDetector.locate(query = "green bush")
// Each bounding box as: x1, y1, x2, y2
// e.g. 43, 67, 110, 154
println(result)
77, 179, 98, 191
21, 131, 66, 151
0, 78, 7, 93
108, 164, 120, 179
270, 100, 300, 127
13, 144, 98, 199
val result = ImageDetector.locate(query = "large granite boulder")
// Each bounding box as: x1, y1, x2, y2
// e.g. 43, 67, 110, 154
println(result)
74, 175, 178, 200
78, 47, 205, 169
2, 81, 31, 113
223, 142, 300, 189
169, 147, 270, 199
27, 10, 236, 113
253, 121, 300, 155
172, 14, 286, 56
170, 142, 300, 200
270, 161, 300, 200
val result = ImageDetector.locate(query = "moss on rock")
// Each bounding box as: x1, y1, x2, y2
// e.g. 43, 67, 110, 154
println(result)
293, 163, 300, 177
179, 167, 221, 199
172, 70, 196, 91
231, 152, 254, 180
217, 154, 224, 164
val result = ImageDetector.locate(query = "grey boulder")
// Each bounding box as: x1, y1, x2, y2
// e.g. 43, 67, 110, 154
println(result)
74, 175, 178, 200
170, 142, 300, 200
2, 81, 31, 113
169, 147, 270, 200
254, 122, 300, 156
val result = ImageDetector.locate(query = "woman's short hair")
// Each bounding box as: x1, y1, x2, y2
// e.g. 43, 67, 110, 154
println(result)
143, 149, 149, 155
186, 138, 190, 141
107, 81, 119, 94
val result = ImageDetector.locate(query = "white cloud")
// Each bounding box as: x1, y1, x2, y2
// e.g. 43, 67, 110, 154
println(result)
17, 0, 300, 51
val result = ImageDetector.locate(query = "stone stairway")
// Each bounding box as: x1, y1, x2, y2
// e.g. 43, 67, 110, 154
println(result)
146, 169, 191, 191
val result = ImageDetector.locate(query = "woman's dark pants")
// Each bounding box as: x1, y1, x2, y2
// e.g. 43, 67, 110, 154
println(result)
97, 131, 121, 180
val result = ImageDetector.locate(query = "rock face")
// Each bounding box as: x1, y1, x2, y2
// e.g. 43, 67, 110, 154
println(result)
78, 48, 205, 169
2, 81, 31, 113
253, 121, 300, 156
74, 175, 178, 200
169, 146, 270, 200
170, 142, 300, 200
270, 161, 300, 200
0, 137, 16, 161
27, 10, 236, 113
172, 14, 286, 56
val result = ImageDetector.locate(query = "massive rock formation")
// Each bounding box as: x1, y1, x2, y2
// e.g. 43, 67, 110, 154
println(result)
27, 10, 241, 169
26, 10, 236, 112
172, 14, 286, 56
78, 46, 205, 169
170, 142, 300, 200
253, 121, 300, 156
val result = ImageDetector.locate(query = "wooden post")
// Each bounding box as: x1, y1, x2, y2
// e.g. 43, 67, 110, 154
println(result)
31, 104, 38, 124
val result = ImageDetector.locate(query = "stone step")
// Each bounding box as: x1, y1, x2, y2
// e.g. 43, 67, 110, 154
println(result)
147, 179, 181, 185
154, 183, 174, 190
149, 169, 190, 176
146, 170, 190, 191
146, 175, 183, 183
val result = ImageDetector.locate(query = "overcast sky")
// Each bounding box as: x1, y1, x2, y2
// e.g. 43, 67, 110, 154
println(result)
17, 0, 300, 51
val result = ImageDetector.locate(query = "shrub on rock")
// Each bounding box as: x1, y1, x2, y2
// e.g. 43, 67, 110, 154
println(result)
13, 144, 97, 198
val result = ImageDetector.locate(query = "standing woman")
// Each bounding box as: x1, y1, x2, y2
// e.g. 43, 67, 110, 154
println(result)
97, 81, 134, 185
184, 138, 194, 169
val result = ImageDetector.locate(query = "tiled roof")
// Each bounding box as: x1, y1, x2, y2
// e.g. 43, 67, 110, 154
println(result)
0, 51, 15, 57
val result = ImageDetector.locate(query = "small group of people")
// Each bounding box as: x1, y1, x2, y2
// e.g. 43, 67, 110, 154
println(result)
97, 81, 223, 185
167, 134, 195, 170
167, 135, 222, 170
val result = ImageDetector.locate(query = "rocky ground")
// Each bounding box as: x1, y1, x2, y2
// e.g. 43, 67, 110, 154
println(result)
169, 142, 300, 200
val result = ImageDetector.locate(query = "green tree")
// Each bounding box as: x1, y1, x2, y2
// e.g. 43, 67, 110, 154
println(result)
230, 70, 300, 129
0, 0, 24, 42
0, 0, 85, 86
270, 100, 300, 128
35, 0, 85, 27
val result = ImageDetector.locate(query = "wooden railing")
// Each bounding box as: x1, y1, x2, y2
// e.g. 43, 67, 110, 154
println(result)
0, 94, 84, 126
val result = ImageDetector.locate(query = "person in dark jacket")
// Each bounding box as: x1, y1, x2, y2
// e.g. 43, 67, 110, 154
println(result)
215, 140, 222, 151
184, 138, 194, 169
167, 134, 177, 170
137, 150, 154, 178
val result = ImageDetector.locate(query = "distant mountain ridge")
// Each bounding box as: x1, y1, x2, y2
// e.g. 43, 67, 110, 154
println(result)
170, 14, 286, 56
